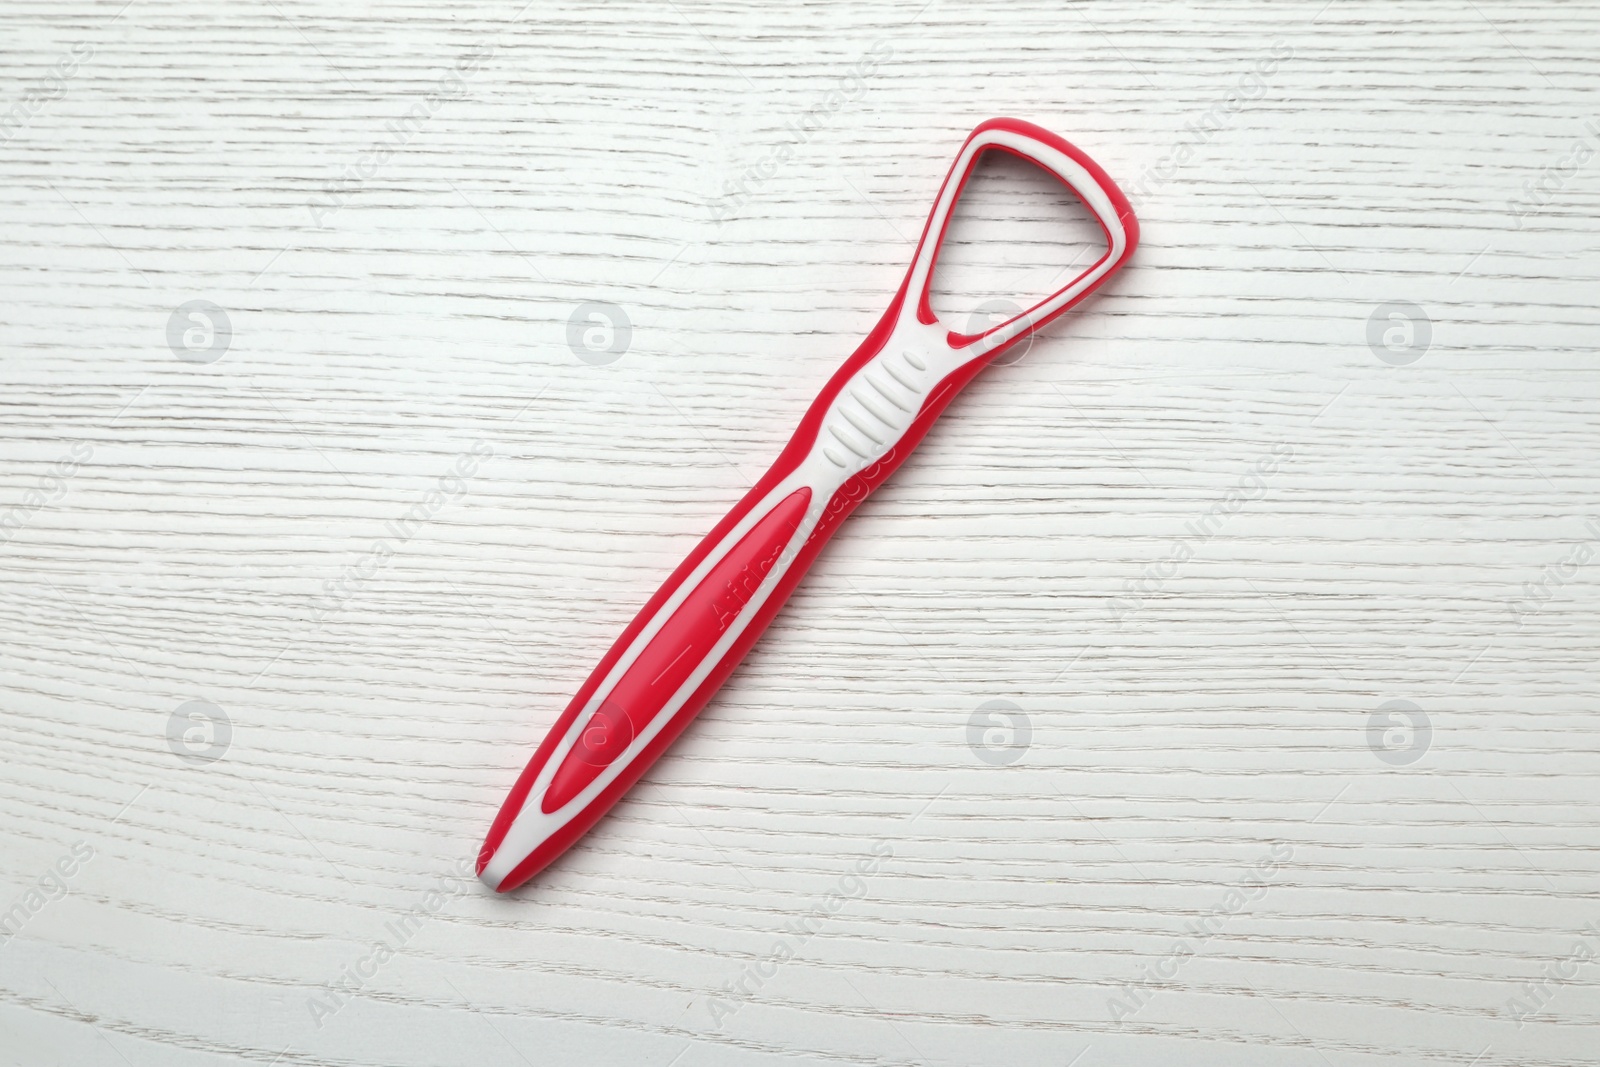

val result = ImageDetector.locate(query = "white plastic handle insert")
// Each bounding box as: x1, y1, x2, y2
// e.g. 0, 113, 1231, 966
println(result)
479, 117, 1139, 891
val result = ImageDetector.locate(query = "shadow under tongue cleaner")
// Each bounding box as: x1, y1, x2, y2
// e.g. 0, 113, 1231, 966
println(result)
479, 117, 1139, 892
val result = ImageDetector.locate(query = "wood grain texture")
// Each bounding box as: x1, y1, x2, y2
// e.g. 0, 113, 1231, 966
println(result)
2, 0, 1598, 1064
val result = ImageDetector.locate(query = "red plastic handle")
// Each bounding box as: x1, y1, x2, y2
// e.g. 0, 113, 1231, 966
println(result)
539, 486, 813, 812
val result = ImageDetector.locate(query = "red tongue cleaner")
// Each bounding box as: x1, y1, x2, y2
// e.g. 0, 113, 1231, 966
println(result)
478, 119, 1138, 892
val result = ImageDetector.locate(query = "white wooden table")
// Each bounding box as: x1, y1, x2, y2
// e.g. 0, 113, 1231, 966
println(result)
3, 1, 1598, 1064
